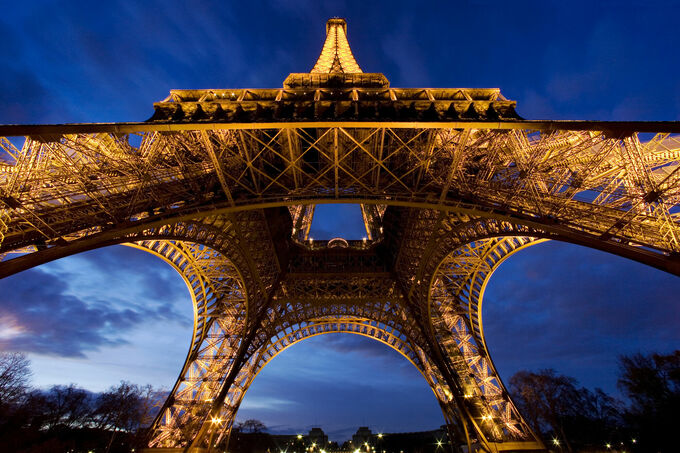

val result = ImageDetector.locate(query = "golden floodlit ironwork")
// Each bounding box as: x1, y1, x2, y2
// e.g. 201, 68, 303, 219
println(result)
1, 18, 680, 453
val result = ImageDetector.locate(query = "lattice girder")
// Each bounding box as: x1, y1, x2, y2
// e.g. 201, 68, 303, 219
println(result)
383, 208, 550, 449
2, 128, 680, 277
190, 299, 462, 450
129, 239, 248, 448
428, 233, 547, 447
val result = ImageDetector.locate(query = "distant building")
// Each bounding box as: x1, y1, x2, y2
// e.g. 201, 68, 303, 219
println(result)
307, 427, 329, 448
341, 426, 450, 453
231, 425, 452, 453
352, 426, 374, 448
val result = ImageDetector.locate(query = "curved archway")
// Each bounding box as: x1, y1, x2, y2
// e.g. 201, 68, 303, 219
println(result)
424, 220, 680, 451
6, 206, 675, 452
193, 317, 458, 450
428, 236, 542, 445
128, 239, 253, 449
237, 334, 444, 441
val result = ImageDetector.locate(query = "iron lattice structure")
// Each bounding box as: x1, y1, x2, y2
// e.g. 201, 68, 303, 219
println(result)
1, 18, 680, 453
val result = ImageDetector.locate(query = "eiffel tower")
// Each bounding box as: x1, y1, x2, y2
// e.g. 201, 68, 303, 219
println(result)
1, 17, 680, 453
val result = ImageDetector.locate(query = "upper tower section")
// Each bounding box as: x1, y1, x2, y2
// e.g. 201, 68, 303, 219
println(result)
283, 18, 390, 89
311, 18, 362, 73
149, 18, 520, 123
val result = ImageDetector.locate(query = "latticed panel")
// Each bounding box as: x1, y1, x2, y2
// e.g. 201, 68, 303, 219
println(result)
429, 237, 540, 442
311, 19, 362, 74
193, 313, 453, 449
135, 240, 247, 449
2, 129, 680, 267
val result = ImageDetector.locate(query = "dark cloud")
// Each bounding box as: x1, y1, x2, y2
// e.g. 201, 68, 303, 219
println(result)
0, 268, 142, 357
0, 25, 57, 124
0, 245, 192, 357
313, 334, 416, 379
316, 334, 389, 357
68, 245, 192, 306
380, 16, 430, 87
314, 334, 407, 365
0, 67, 53, 124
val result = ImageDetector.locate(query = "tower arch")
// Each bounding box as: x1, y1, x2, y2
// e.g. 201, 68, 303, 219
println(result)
427, 236, 543, 448
181, 316, 460, 450
129, 239, 250, 449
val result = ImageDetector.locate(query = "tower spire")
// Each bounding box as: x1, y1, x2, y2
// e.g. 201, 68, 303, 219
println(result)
283, 18, 389, 88
311, 18, 362, 74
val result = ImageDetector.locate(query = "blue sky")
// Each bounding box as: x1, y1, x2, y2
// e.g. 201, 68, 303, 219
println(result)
1, 0, 679, 442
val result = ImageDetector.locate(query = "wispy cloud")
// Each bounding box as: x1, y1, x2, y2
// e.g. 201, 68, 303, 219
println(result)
240, 396, 300, 411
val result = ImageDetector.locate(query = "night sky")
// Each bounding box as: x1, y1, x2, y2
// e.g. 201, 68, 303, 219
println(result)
1, 0, 679, 442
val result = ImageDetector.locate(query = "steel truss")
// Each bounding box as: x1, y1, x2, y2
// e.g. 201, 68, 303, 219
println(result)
1, 17, 679, 453
1, 126, 680, 272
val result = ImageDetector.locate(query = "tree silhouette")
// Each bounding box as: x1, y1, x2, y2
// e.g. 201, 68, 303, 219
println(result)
236, 418, 267, 433
40, 384, 94, 430
618, 350, 680, 453
0, 352, 31, 411
93, 381, 160, 453
510, 369, 622, 452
